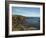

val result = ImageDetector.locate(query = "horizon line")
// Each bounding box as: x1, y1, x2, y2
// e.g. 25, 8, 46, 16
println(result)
12, 14, 40, 17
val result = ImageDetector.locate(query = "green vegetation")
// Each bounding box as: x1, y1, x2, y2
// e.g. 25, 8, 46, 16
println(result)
12, 15, 26, 31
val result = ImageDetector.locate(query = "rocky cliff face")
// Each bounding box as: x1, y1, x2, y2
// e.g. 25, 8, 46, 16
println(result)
12, 15, 26, 31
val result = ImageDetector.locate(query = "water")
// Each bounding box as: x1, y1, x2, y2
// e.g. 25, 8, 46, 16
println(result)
23, 17, 40, 30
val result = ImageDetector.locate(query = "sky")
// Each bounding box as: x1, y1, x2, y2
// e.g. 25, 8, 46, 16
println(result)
12, 7, 40, 17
